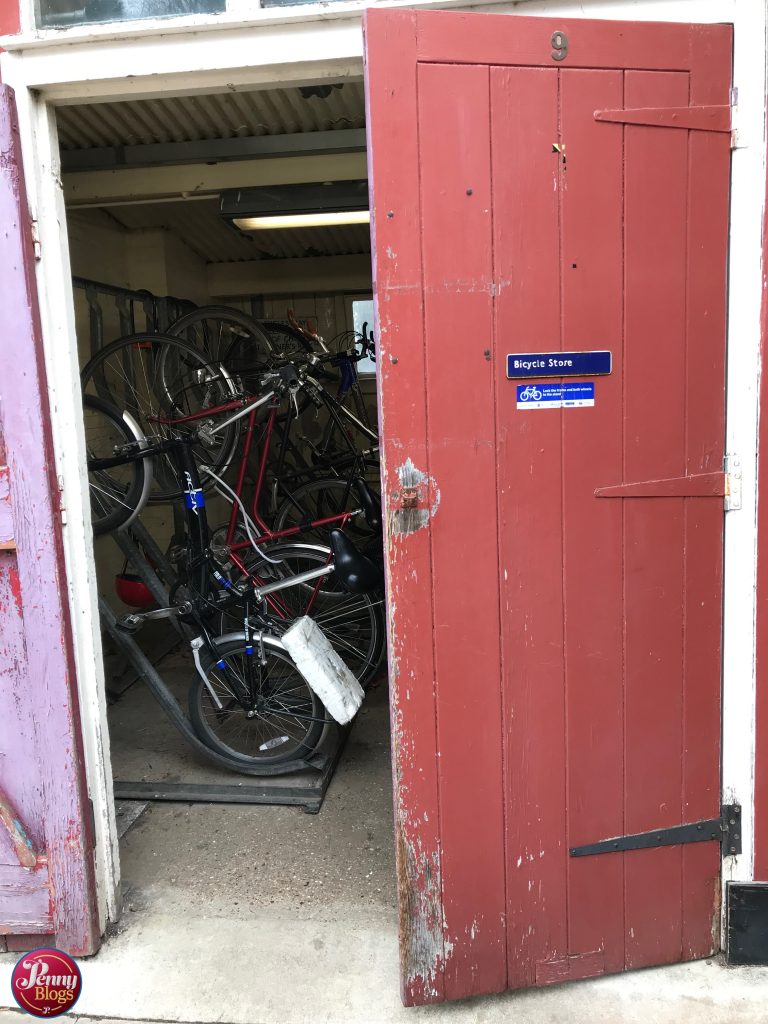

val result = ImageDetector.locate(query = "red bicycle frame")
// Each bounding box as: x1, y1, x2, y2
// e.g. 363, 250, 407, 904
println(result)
158, 394, 358, 619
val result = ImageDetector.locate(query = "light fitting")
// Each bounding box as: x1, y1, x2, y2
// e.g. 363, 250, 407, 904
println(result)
221, 180, 369, 233
233, 210, 371, 231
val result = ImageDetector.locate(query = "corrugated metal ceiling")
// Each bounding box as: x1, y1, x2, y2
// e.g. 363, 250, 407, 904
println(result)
92, 198, 371, 263
57, 82, 365, 149
60, 82, 369, 265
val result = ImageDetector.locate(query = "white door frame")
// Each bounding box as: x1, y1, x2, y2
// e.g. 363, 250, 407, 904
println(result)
2, 0, 765, 933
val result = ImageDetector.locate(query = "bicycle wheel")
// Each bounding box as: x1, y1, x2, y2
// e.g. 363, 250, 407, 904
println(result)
189, 637, 326, 766
169, 306, 275, 384
81, 333, 239, 502
222, 318, 319, 391
274, 477, 380, 544
83, 394, 147, 535
258, 320, 317, 358
236, 541, 385, 688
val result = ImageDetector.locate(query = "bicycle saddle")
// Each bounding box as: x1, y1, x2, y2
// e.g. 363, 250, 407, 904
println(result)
329, 529, 382, 594
354, 479, 382, 532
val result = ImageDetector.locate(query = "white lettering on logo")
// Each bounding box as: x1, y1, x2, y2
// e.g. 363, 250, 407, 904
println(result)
184, 471, 200, 516
15, 961, 77, 993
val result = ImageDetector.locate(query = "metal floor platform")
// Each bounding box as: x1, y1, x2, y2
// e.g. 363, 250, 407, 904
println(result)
107, 641, 348, 814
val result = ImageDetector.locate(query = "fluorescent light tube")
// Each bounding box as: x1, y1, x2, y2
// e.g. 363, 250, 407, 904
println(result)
233, 210, 371, 231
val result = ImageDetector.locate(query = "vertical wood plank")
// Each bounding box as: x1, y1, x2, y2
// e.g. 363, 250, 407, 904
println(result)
559, 68, 625, 974
491, 66, 564, 989
623, 69, 690, 968
418, 61, 507, 1000
681, 42, 731, 956
364, 10, 445, 1005
0, 551, 47, 856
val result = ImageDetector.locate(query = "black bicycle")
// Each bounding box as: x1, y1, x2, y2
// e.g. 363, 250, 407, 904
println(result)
86, 396, 382, 769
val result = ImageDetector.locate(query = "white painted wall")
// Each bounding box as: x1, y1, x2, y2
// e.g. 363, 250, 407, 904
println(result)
1, 0, 764, 933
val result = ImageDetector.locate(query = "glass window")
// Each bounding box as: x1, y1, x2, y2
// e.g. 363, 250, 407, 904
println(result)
351, 298, 376, 377
38, 0, 225, 29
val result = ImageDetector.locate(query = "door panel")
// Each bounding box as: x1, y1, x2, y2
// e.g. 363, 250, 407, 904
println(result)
557, 66, 625, 980
491, 64, 568, 991
622, 68, 690, 968
366, 10, 731, 1006
0, 565, 54, 937
418, 61, 507, 1000
0, 85, 99, 953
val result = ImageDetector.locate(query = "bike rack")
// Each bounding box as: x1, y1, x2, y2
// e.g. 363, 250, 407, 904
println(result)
74, 276, 197, 359
99, 520, 349, 813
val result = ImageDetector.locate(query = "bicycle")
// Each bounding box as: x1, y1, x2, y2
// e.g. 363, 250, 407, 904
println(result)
167, 305, 381, 518
86, 400, 382, 769
80, 331, 379, 510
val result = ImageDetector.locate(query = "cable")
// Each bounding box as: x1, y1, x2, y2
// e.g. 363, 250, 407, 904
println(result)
199, 462, 286, 566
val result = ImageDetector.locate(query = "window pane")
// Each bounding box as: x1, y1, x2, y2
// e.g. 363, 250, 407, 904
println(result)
352, 299, 376, 376
38, 0, 225, 28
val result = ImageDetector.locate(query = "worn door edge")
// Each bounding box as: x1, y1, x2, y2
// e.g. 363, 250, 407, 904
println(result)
0, 80, 121, 936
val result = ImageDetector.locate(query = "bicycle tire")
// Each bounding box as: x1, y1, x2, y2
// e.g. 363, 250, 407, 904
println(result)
189, 637, 326, 766
258, 320, 317, 357
274, 476, 381, 544
230, 541, 385, 689
83, 394, 147, 536
169, 305, 275, 379
81, 332, 240, 503
222, 318, 318, 390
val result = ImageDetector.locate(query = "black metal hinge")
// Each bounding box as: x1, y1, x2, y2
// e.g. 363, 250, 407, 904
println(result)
570, 804, 741, 859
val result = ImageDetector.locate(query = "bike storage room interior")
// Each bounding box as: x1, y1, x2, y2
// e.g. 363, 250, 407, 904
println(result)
63, 80, 396, 944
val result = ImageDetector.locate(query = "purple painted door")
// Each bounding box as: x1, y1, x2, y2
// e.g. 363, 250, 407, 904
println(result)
0, 85, 99, 955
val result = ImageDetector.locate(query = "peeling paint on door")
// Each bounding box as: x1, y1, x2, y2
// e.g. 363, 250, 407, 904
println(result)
389, 458, 440, 537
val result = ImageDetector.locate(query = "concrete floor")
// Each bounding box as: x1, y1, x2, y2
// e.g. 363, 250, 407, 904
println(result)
113, 670, 397, 927
3, 675, 768, 1022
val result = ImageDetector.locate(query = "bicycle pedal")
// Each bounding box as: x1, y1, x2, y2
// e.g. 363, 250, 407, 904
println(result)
116, 614, 142, 633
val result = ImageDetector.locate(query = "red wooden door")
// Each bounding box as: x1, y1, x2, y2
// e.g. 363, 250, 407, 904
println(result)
0, 86, 99, 954
365, 11, 731, 1006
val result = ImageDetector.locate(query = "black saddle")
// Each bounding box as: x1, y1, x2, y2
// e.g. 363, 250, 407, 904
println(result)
329, 529, 383, 594
353, 478, 382, 532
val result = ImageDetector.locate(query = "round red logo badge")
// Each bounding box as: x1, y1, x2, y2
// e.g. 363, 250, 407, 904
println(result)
11, 948, 81, 1017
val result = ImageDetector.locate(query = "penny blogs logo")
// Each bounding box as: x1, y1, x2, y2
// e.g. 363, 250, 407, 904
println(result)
11, 948, 82, 1017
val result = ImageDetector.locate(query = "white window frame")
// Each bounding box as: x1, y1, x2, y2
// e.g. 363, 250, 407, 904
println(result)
347, 294, 377, 376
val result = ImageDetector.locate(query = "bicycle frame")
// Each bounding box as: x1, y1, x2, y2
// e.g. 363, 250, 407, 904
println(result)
150, 381, 365, 569
91, 431, 338, 622
89, 412, 381, 748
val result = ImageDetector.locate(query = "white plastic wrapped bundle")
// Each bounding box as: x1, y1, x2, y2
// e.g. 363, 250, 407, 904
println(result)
282, 616, 364, 725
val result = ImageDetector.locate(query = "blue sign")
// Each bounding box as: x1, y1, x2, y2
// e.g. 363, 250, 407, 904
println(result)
507, 351, 611, 378
516, 382, 595, 410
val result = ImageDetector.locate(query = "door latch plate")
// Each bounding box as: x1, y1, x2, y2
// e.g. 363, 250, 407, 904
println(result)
725, 454, 742, 511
